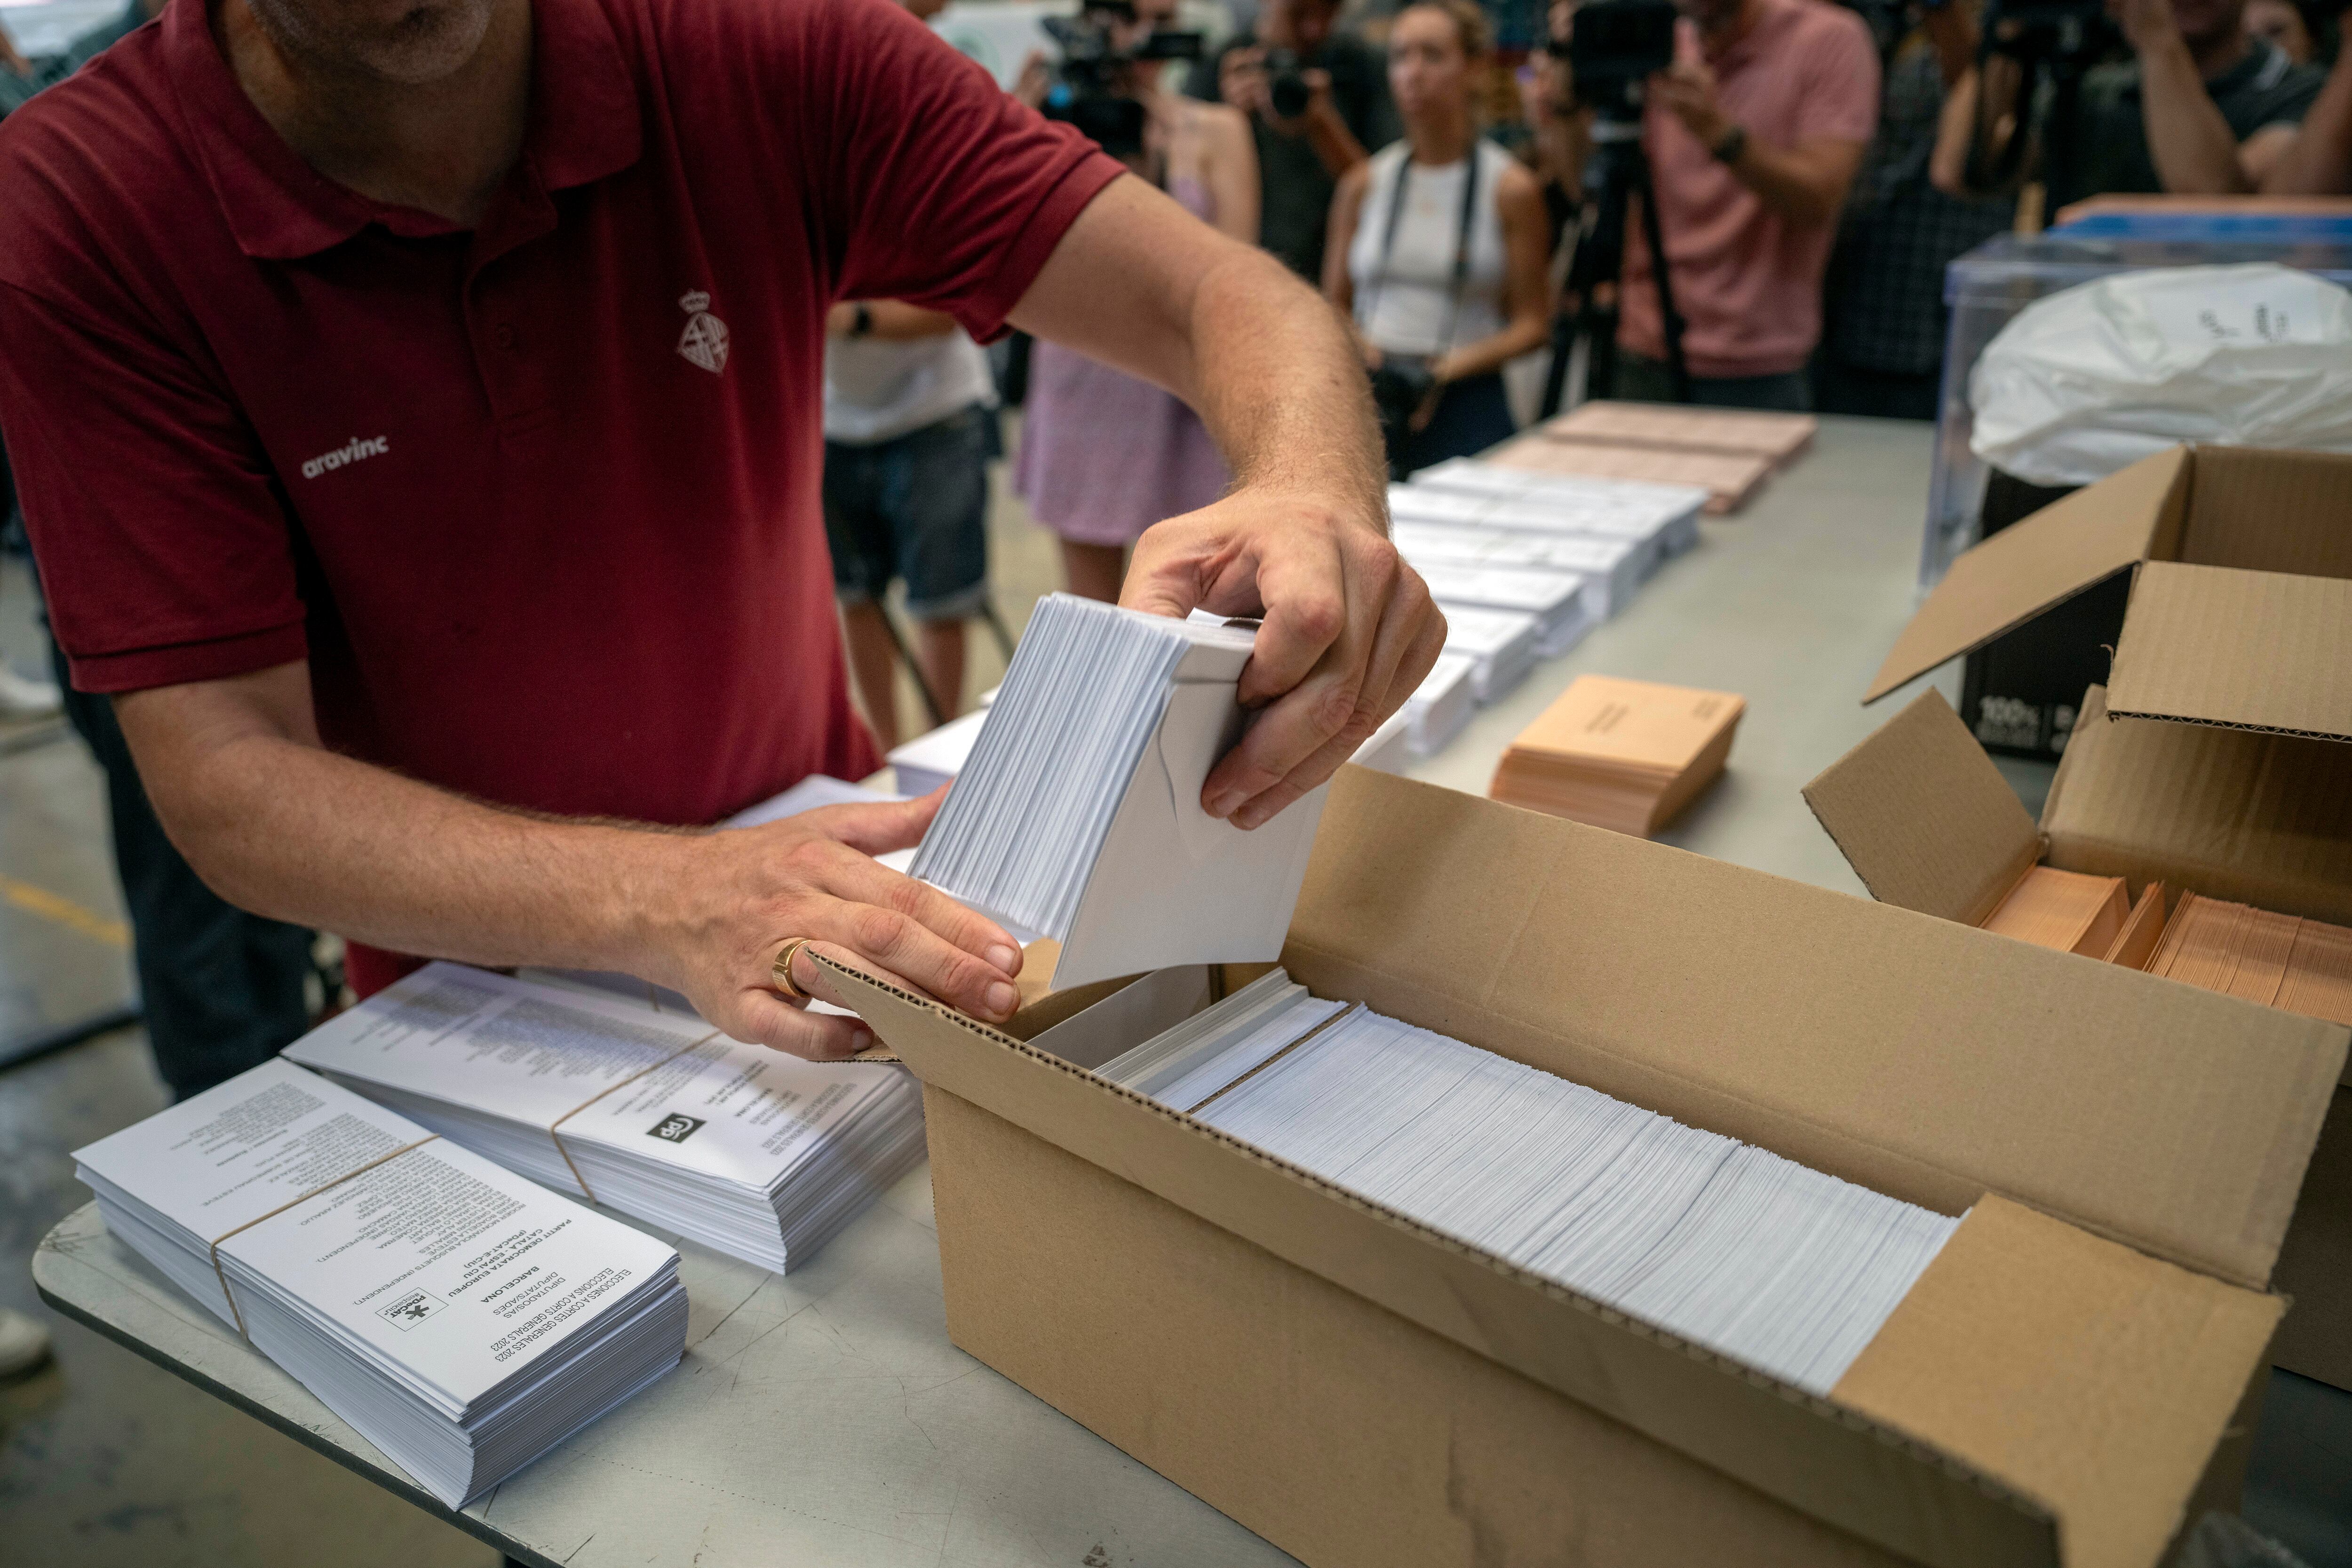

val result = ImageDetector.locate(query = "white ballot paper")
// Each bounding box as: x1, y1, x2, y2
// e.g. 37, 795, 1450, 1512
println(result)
1064, 976, 1961, 1397
1414, 560, 1597, 658
1390, 520, 1645, 618
284, 963, 926, 1275
1408, 459, 1706, 556
1402, 651, 1478, 757
1434, 604, 1542, 704
73, 1060, 685, 1506
912, 594, 1328, 989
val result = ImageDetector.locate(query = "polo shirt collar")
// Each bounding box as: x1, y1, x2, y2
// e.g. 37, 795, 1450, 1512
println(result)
1702, 0, 1796, 72
167, 0, 642, 261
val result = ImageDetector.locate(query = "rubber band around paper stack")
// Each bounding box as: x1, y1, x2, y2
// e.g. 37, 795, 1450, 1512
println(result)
1488, 674, 1744, 837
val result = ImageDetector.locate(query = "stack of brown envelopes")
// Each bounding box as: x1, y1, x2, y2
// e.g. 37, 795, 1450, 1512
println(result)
1488, 675, 1744, 836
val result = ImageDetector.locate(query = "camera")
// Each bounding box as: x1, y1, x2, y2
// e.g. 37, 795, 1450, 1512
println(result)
1553, 0, 1678, 120
1040, 1, 1205, 160
1980, 0, 2114, 65
1263, 48, 1313, 120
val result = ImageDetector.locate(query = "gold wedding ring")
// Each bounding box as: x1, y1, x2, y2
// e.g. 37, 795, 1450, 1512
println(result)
772, 937, 816, 999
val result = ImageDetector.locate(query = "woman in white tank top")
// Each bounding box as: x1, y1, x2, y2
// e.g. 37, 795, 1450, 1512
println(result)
1324, 0, 1552, 476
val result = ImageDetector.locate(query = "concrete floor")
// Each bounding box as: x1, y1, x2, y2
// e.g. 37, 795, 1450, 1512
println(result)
3, 430, 2348, 1568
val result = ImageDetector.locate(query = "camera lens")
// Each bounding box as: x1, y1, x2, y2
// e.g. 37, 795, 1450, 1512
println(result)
1270, 70, 1311, 119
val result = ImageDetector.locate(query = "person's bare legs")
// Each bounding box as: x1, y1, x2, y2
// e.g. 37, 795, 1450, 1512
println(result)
840, 601, 901, 752
1059, 539, 1127, 603
915, 617, 968, 721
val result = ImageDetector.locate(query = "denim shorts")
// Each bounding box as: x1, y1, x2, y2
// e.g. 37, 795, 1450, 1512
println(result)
822, 404, 992, 622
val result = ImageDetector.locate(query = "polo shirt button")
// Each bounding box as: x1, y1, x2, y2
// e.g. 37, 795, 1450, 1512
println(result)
493, 323, 517, 350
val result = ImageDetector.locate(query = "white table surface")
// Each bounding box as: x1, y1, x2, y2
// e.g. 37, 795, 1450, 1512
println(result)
36, 414, 1954, 1568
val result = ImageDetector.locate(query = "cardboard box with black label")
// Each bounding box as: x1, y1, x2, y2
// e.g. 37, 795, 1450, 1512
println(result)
829, 767, 2343, 1568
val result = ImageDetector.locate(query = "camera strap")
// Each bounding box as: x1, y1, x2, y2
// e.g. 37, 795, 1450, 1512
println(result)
1364, 143, 1484, 357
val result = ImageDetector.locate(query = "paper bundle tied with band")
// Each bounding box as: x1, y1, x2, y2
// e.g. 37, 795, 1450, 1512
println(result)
282, 962, 928, 1275
72, 1059, 686, 1506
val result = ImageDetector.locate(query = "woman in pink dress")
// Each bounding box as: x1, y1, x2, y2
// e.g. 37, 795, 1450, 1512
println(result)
1014, 10, 1260, 602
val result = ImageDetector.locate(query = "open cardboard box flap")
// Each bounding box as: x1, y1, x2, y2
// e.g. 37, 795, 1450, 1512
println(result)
825, 768, 2342, 1568
1864, 447, 2185, 704
1817, 685, 2352, 947
1803, 690, 2042, 925
2105, 562, 2352, 738
1867, 445, 2352, 743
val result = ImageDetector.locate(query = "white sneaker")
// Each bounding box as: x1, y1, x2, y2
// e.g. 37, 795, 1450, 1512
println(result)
0, 661, 61, 719
0, 1307, 51, 1379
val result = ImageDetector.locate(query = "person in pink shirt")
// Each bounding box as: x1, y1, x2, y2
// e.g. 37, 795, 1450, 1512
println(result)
1613, 0, 1880, 410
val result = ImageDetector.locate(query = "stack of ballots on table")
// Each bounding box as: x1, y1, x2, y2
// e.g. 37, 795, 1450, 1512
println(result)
1407, 457, 1707, 555
1390, 516, 1646, 618
911, 593, 1327, 988
1489, 674, 1745, 837
1431, 603, 1542, 705
1085, 969, 1960, 1396
1411, 560, 1596, 657
282, 963, 926, 1274
1541, 400, 1817, 468
1488, 430, 1773, 514
72, 1060, 686, 1506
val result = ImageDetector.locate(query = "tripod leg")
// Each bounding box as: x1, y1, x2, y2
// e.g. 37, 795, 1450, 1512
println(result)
978, 596, 1017, 663
1631, 150, 1694, 404
878, 603, 946, 731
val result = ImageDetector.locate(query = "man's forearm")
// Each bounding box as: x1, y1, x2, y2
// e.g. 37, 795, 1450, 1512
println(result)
1725, 139, 1854, 227
130, 716, 677, 975
1185, 243, 1387, 520
1302, 101, 1370, 179
2265, 50, 2352, 192
2138, 34, 2255, 191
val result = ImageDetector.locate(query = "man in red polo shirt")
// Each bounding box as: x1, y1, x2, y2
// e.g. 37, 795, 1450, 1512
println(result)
0, 0, 1440, 1060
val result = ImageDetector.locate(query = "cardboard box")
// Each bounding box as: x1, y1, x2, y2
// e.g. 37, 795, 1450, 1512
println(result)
1870, 444, 2352, 743
1867, 445, 2352, 927
827, 767, 2344, 1568
1806, 688, 2352, 1391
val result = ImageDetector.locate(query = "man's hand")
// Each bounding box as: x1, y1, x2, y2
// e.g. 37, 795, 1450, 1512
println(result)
1647, 60, 1732, 150
1220, 44, 1274, 120
115, 664, 1026, 1066
639, 789, 1025, 1058
2108, 0, 2184, 55
1124, 488, 1444, 830
1009, 177, 1444, 828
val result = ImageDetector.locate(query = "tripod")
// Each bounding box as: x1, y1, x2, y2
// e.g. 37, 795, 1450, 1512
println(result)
1539, 113, 1693, 418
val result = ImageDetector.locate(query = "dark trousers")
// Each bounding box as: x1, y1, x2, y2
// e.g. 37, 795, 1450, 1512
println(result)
50, 635, 314, 1100
1394, 372, 1518, 476
1613, 350, 1814, 412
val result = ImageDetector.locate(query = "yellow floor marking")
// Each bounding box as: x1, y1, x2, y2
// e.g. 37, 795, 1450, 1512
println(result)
0, 871, 129, 948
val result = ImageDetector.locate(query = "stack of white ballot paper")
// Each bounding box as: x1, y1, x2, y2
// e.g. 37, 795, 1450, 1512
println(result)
1391, 520, 1645, 619
1087, 975, 1961, 1396
283, 963, 926, 1275
1409, 459, 1708, 555
72, 1060, 686, 1505
1436, 604, 1542, 704
1403, 651, 1478, 757
911, 594, 1327, 988
1412, 561, 1597, 657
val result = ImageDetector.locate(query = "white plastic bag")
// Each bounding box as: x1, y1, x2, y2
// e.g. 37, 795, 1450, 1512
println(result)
1969, 263, 2352, 486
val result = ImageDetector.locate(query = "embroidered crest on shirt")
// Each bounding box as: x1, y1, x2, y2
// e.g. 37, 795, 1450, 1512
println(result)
676, 290, 731, 374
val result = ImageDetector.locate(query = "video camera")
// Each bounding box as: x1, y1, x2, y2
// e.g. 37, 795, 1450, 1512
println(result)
1552, 0, 1677, 121
1040, 1, 1205, 160
1980, 0, 2115, 67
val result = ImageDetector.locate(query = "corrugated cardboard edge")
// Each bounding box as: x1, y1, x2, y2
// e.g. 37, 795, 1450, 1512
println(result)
2105, 563, 2352, 743
818, 954, 2061, 1568
1864, 447, 2189, 704
1803, 689, 2043, 924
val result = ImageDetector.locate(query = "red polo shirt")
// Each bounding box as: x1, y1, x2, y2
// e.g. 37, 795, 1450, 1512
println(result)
0, 0, 1121, 981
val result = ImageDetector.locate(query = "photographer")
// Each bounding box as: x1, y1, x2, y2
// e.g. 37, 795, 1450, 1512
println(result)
1930, 0, 2324, 204
1326, 0, 1552, 473
1615, 0, 1881, 410
1192, 0, 1401, 281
